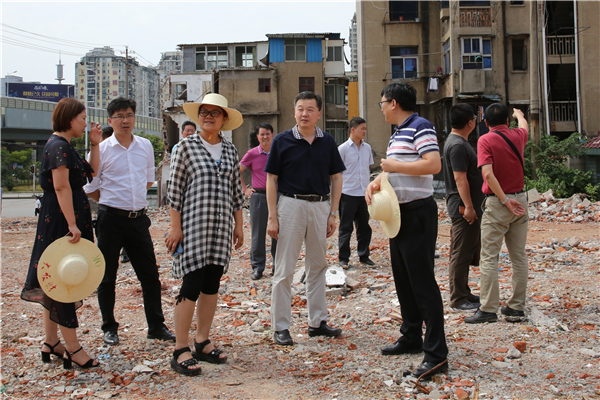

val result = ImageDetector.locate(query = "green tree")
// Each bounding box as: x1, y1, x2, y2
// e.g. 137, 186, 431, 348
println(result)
1, 148, 36, 189
526, 132, 599, 199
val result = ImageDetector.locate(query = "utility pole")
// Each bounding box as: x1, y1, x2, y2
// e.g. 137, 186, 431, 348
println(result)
530, 1, 542, 176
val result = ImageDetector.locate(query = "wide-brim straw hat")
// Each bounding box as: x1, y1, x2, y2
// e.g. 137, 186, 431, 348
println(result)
182, 93, 243, 131
37, 237, 105, 303
368, 173, 401, 238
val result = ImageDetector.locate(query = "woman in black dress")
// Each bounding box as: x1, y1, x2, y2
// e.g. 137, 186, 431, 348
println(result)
21, 98, 102, 369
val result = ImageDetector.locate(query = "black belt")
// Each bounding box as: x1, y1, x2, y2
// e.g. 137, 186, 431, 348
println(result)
99, 205, 147, 218
281, 193, 330, 202
399, 196, 433, 211
253, 188, 266, 194
486, 191, 523, 198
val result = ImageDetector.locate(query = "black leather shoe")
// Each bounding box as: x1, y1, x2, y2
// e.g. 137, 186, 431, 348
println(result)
147, 326, 176, 342
250, 270, 262, 280
338, 260, 349, 267
308, 321, 342, 337
359, 257, 375, 266
381, 339, 422, 355
468, 295, 481, 304
274, 329, 294, 346
501, 306, 525, 317
103, 330, 119, 346
464, 309, 497, 324
412, 360, 448, 379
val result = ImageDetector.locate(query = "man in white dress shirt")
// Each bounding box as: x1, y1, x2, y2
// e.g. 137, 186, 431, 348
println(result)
85, 97, 175, 346
337, 117, 375, 268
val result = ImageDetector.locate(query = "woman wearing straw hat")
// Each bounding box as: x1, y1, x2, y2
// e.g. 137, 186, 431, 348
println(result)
21, 98, 102, 369
165, 93, 244, 376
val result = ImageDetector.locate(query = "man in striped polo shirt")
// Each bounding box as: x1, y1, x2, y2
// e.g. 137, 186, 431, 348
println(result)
366, 83, 448, 379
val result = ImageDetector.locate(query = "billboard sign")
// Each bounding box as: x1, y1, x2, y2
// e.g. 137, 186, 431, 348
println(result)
6, 83, 74, 102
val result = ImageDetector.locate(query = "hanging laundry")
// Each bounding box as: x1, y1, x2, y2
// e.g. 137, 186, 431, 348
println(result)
427, 77, 439, 93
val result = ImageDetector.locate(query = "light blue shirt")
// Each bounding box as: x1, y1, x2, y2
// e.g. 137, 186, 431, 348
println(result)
338, 138, 374, 197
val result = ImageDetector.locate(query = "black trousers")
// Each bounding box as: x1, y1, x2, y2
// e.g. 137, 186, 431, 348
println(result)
96, 210, 166, 333
389, 196, 448, 363
338, 194, 372, 261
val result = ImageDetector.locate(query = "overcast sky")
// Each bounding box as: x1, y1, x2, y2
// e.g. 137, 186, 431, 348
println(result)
1, 0, 356, 85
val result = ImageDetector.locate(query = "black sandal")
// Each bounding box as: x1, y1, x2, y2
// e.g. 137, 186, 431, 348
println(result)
63, 346, 99, 370
171, 347, 202, 376
193, 339, 227, 364
41, 341, 64, 363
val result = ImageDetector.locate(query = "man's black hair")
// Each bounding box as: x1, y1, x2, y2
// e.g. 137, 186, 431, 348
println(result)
250, 123, 274, 147
349, 117, 366, 130
294, 91, 323, 111
182, 121, 196, 131
107, 97, 137, 116
380, 82, 417, 112
101, 126, 114, 140
484, 103, 510, 127
450, 104, 476, 130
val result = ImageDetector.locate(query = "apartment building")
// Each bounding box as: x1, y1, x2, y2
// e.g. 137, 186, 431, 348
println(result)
165, 33, 349, 158
356, 1, 599, 168
74, 47, 161, 118
349, 13, 359, 72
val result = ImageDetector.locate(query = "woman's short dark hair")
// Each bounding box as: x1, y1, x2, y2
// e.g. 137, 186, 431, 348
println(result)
52, 98, 86, 132
380, 83, 417, 112
107, 97, 137, 116
450, 104, 475, 129
484, 103, 510, 127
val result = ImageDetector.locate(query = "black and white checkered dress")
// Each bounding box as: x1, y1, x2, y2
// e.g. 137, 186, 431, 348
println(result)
168, 133, 244, 279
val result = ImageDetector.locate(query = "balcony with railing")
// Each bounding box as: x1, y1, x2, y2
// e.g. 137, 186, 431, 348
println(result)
549, 100, 577, 132
546, 35, 576, 63
459, 8, 491, 27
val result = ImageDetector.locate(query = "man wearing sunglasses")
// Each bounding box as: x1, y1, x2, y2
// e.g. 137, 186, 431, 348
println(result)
85, 97, 175, 346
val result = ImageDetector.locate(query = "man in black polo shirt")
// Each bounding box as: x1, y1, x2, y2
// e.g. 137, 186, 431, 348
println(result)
265, 92, 345, 346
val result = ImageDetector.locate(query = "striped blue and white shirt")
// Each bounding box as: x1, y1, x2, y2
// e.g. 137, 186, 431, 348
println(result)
386, 113, 439, 204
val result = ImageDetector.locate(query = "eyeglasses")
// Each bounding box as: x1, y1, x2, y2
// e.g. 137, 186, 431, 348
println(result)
378, 100, 392, 109
199, 110, 224, 118
110, 113, 135, 121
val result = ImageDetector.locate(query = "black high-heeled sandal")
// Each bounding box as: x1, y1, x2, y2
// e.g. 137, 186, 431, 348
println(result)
192, 339, 227, 364
41, 341, 64, 363
63, 346, 99, 370
171, 347, 202, 376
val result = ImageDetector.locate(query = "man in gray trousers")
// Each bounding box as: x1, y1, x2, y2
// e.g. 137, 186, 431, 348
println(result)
240, 123, 277, 280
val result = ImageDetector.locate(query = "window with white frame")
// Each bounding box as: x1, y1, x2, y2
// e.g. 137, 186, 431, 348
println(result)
461, 37, 491, 70
235, 46, 256, 67
390, 46, 418, 79
285, 39, 306, 62
443, 40, 451, 74
327, 46, 343, 62
196, 46, 228, 71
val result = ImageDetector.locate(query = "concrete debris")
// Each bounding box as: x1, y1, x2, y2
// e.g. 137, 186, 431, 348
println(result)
325, 266, 347, 286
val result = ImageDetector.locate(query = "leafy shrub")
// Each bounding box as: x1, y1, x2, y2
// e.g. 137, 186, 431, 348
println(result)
525, 132, 599, 199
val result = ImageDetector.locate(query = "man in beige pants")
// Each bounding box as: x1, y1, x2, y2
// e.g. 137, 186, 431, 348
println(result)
465, 104, 529, 324
265, 92, 345, 345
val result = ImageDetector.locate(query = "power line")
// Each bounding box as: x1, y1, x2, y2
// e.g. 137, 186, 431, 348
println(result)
2, 23, 125, 48
2, 37, 83, 57
1, 29, 99, 50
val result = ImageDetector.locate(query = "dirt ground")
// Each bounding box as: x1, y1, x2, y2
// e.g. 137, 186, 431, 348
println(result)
1, 202, 599, 399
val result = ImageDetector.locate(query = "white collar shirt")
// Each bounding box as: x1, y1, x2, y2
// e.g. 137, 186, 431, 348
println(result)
338, 138, 374, 196
84, 134, 155, 211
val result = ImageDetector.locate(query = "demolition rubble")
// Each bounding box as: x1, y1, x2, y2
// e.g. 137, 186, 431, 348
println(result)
1, 193, 598, 399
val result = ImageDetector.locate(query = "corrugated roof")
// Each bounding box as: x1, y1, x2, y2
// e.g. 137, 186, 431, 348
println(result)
266, 32, 342, 40
582, 136, 600, 149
